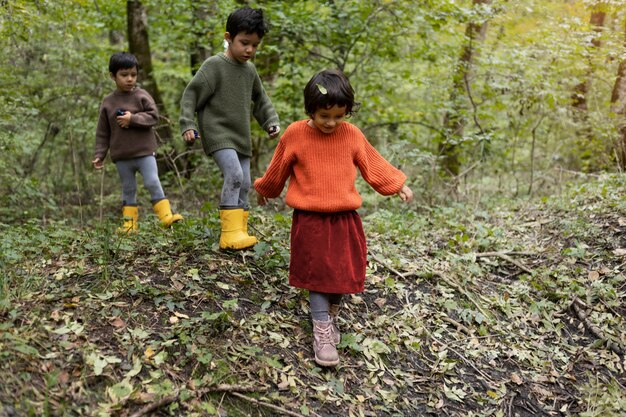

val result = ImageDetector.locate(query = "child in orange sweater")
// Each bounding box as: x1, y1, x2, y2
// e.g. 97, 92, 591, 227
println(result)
254, 69, 413, 367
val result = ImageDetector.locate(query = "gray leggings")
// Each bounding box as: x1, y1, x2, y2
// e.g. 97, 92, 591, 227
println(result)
212, 148, 251, 208
310, 291, 343, 321
115, 155, 165, 206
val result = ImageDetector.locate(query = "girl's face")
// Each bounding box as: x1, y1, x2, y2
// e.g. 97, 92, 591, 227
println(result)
308, 105, 347, 134
111, 67, 137, 92
225, 32, 261, 63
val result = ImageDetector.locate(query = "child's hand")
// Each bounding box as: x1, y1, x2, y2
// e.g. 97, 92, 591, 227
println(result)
257, 193, 269, 206
398, 185, 413, 202
268, 125, 280, 138
92, 158, 104, 170
183, 129, 198, 143
116, 111, 131, 128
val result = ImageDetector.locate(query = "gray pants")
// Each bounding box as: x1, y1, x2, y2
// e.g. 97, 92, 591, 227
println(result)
310, 291, 343, 321
212, 148, 251, 209
115, 155, 165, 206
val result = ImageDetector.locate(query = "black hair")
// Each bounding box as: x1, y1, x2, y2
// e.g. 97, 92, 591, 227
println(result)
226, 7, 268, 39
304, 69, 360, 116
108, 52, 139, 75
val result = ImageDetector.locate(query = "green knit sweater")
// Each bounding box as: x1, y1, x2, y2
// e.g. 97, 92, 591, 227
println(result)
179, 53, 279, 157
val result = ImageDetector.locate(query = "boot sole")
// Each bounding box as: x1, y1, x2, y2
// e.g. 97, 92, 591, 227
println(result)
314, 355, 339, 367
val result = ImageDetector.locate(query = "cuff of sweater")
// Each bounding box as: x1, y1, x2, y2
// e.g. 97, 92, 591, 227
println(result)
180, 123, 197, 136
253, 181, 274, 198
261, 118, 280, 131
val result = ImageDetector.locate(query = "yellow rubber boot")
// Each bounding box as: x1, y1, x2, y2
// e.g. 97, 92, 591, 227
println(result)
153, 199, 183, 228
219, 208, 257, 250
242, 209, 259, 243
118, 206, 138, 234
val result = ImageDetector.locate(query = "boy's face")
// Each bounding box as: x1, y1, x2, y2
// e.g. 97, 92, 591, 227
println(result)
309, 105, 347, 135
224, 32, 261, 64
110, 66, 138, 92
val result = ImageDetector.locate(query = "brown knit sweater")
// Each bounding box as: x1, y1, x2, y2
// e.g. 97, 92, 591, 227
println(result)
254, 120, 407, 213
94, 88, 159, 162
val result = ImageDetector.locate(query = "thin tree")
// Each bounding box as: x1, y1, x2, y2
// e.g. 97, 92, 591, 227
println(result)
610, 16, 626, 170
190, 2, 215, 75
126, 0, 172, 141
439, 0, 491, 176
571, 2, 606, 151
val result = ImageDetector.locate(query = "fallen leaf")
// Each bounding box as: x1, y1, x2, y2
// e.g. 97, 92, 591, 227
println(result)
144, 347, 155, 359
588, 271, 600, 281
612, 248, 626, 256
173, 311, 189, 319
170, 277, 185, 291
109, 317, 126, 328
510, 373, 523, 385
351, 295, 364, 304
374, 298, 386, 308
169, 316, 179, 324
531, 385, 553, 398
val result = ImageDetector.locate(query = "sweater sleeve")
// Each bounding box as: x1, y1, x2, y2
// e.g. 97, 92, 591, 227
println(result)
254, 138, 291, 198
94, 103, 111, 160
251, 70, 279, 130
179, 68, 214, 134
356, 133, 406, 196
129, 90, 159, 128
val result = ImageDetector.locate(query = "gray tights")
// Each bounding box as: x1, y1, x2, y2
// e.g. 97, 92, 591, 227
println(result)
310, 291, 343, 321
115, 155, 165, 206
212, 149, 251, 208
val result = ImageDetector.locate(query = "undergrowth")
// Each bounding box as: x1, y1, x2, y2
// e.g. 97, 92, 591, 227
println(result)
1, 174, 625, 417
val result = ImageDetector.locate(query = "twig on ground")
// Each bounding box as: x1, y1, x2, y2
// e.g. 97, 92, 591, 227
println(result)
474, 251, 534, 275
424, 327, 495, 390
369, 251, 407, 279
427, 270, 493, 320
440, 315, 472, 335
128, 384, 270, 417
474, 251, 534, 257
129, 391, 179, 417
571, 298, 624, 355
230, 391, 313, 417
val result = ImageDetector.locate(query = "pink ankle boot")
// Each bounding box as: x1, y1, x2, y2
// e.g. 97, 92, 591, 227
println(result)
313, 319, 339, 367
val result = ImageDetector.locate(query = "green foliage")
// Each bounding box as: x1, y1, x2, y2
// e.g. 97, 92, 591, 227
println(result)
1, 0, 625, 218
2, 175, 626, 415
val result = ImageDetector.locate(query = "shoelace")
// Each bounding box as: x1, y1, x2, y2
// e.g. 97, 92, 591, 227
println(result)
315, 324, 334, 345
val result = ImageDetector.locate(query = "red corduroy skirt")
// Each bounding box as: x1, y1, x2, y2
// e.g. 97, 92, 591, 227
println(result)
289, 209, 367, 294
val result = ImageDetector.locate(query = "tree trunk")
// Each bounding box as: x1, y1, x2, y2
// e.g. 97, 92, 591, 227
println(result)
610, 17, 626, 169
190, 3, 214, 75
439, 0, 490, 176
126, 0, 172, 141
571, 6, 606, 118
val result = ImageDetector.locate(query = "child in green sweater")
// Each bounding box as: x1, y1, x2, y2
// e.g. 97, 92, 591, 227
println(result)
179, 6, 280, 250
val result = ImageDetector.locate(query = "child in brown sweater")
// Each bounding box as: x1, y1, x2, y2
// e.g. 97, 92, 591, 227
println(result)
93, 52, 182, 233
255, 70, 413, 367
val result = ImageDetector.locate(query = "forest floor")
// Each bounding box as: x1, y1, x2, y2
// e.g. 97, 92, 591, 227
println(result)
1, 174, 626, 417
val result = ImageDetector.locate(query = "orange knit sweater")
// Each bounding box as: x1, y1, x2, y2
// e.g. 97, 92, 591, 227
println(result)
254, 120, 407, 213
